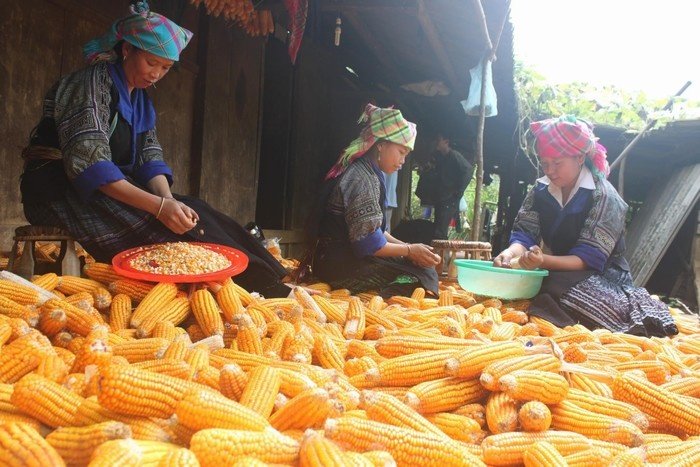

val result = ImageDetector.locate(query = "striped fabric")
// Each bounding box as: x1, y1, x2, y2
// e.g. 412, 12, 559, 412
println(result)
530, 115, 610, 179
325, 103, 417, 180
83, 1, 192, 64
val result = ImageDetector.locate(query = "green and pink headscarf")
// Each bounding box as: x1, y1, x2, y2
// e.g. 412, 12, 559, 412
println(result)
83, 1, 192, 64
530, 115, 610, 179
325, 103, 417, 180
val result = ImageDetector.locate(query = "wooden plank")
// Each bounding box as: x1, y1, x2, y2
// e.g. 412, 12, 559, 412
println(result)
416, 0, 459, 93
625, 163, 700, 286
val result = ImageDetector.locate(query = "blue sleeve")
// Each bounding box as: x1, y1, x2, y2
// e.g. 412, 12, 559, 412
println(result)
510, 231, 537, 249
569, 244, 607, 272
72, 161, 125, 201
351, 227, 387, 257
133, 160, 173, 187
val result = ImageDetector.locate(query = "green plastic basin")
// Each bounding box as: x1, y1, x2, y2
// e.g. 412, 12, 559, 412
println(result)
454, 259, 549, 300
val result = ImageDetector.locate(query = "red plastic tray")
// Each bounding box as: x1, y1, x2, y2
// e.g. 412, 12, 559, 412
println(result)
112, 242, 249, 283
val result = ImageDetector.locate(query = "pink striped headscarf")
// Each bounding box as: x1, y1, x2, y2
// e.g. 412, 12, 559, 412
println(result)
530, 115, 610, 178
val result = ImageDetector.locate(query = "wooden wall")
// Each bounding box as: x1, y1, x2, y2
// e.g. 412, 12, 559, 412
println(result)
0, 0, 265, 250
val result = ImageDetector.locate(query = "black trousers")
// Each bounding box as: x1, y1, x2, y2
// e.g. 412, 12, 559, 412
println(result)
433, 200, 460, 240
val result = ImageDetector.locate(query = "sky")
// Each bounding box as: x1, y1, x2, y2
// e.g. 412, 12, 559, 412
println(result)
509, 0, 700, 101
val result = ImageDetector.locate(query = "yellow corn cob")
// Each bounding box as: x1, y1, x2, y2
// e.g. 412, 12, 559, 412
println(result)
36, 353, 70, 382
298, 429, 347, 466
480, 354, 563, 391
501, 309, 528, 324
234, 314, 263, 355
656, 442, 700, 467
375, 335, 480, 358
660, 376, 700, 397
65, 291, 95, 311
0, 279, 41, 306
46, 421, 132, 465
424, 412, 484, 444
151, 321, 180, 341
550, 400, 644, 446
137, 297, 191, 338
192, 365, 221, 391
643, 440, 691, 463
269, 387, 334, 431
569, 372, 613, 398
361, 323, 385, 341
175, 389, 270, 431
11, 373, 84, 427
386, 296, 419, 309
282, 334, 313, 364
214, 280, 244, 323
369, 349, 457, 387
190, 428, 300, 465
90, 439, 180, 466
107, 293, 132, 332
0, 383, 17, 414
566, 387, 648, 430
0, 412, 45, 433
91, 286, 112, 310
0, 295, 39, 325
611, 360, 671, 384
312, 296, 347, 324
522, 440, 567, 467
362, 450, 397, 467
156, 447, 200, 467
37, 306, 66, 338
277, 367, 317, 398
486, 391, 519, 434
129, 282, 178, 328
343, 297, 366, 339
563, 447, 614, 467
83, 262, 122, 284
346, 339, 386, 362
162, 339, 188, 360
0, 422, 65, 466
112, 337, 169, 363
360, 390, 446, 438
518, 400, 552, 432
312, 334, 345, 372
444, 341, 526, 379
344, 356, 378, 377
608, 448, 646, 467
237, 365, 281, 418
0, 321, 11, 346
131, 359, 193, 379
190, 289, 224, 337
450, 403, 486, 428
324, 417, 485, 466
643, 433, 683, 444
51, 331, 74, 349
97, 364, 197, 418
185, 346, 210, 372
42, 298, 103, 336
218, 363, 249, 400
612, 372, 700, 435
109, 279, 155, 303
56, 276, 103, 295
0, 332, 52, 383
499, 369, 569, 404
31, 272, 60, 291
406, 377, 486, 414
482, 431, 592, 466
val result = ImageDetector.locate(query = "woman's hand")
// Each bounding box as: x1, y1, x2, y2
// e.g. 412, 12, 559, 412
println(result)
493, 243, 527, 268
518, 246, 544, 270
157, 198, 198, 234
407, 243, 440, 268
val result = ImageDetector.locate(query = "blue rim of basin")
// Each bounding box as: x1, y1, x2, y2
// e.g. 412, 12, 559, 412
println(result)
454, 259, 549, 277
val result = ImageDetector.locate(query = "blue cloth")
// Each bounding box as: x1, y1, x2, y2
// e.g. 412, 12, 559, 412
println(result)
107, 63, 156, 169
383, 170, 398, 208
352, 227, 388, 257
83, 2, 192, 63
74, 161, 126, 201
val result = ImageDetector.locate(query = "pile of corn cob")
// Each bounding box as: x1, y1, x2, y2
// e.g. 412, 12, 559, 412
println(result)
0, 263, 698, 466
189, 0, 275, 37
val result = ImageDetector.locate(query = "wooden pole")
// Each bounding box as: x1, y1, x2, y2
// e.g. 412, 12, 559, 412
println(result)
470, 0, 510, 241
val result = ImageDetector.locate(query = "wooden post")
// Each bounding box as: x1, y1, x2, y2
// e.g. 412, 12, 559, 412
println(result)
469, 0, 510, 241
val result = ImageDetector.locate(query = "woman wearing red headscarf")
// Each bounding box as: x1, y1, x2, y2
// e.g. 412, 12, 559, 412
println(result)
494, 116, 676, 337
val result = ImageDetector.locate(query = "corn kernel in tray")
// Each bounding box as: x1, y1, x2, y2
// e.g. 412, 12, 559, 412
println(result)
128, 242, 231, 275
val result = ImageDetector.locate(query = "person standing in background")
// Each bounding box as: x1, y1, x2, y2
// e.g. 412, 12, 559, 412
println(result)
383, 170, 398, 233
432, 133, 472, 239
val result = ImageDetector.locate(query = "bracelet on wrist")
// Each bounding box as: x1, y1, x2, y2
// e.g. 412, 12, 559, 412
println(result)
406, 244, 411, 257
155, 196, 166, 219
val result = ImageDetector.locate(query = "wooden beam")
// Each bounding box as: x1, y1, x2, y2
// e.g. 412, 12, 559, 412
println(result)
416, 0, 460, 93
320, 1, 417, 13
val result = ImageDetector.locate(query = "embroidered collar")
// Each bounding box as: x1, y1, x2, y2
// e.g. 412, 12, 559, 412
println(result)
537, 165, 595, 208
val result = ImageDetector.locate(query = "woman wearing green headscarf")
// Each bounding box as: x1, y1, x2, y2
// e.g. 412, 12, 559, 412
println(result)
20, 2, 289, 297
307, 104, 440, 297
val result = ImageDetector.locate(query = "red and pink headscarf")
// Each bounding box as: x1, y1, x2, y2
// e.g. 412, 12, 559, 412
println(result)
530, 115, 610, 179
